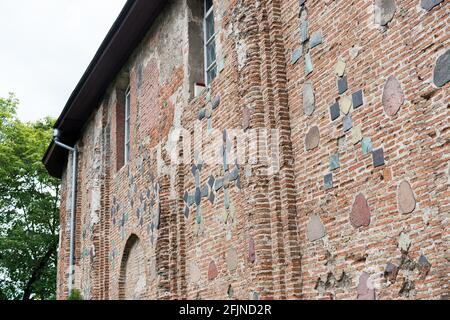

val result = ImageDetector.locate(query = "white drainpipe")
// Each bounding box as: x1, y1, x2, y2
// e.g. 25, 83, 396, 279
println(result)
53, 129, 78, 297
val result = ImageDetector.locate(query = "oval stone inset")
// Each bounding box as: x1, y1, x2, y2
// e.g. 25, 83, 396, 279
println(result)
189, 262, 201, 284
357, 272, 376, 300
305, 126, 320, 151
350, 193, 371, 228
226, 248, 238, 272
434, 49, 450, 88
382, 76, 404, 116
208, 260, 218, 281
303, 82, 315, 116
306, 215, 326, 242
398, 180, 416, 214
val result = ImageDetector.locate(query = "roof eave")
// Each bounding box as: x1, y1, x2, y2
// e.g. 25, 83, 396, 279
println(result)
43, 0, 166, 178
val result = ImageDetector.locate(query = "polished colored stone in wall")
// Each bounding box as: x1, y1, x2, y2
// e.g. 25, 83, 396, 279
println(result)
350, 193, 371, 228
306, 215, 326, 242
305, 126, 320, 151
382, 76, 404, 116
398, 180, 416, 214
303, 82, 315, 116
433, 49, 450, 87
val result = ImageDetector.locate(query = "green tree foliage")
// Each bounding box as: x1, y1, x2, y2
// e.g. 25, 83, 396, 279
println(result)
0, 94, 59, 300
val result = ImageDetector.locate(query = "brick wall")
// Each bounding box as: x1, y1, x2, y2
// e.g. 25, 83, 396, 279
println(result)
56, 0, 449, 300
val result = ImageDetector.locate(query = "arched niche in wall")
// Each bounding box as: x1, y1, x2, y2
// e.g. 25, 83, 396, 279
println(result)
119, 234, 147, 300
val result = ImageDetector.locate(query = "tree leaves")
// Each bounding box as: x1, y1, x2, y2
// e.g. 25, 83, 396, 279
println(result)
0, 94, 59, 300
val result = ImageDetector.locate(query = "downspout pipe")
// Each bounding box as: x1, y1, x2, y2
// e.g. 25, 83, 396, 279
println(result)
52, 129, 77, 297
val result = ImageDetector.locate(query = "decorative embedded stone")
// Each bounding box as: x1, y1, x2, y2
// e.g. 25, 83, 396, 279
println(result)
195, 206, 203, 225
417, 255, 431, 278
305, 53, 314, 75
343, 114, 353, 132
433, 49, 450, 87
224, 188, 231, 209
236, 176, 242, 190
226, 248, 238, 272
208, 260, 218, 281
374, 0, 397, 26
184, 206, 190, 219
300, 20, 309, 43
350, 45, 361, 59
350, 193, 371, 228
214, 178, 224, 191
183, 191, 189, 204
398, 180, 416, 214
195, 187, 202, 206
384, 263, 399, 283
372, 148, 385, 167
335, 58, 346, 77
212, 95, 221, 110
305, 126, 320, 151
291, 48, 302, 65
208, 176, 215, 188
310, 31, 323, 48
340, 95, 352, 115
187, 195, 195, 206
352, 90, 364, 109
421, 0, 444, 11
189, 263, 201, 284
208, 191, 215, 205
382, 76, 404, 116
352, 126, 363, 145
299, 0, 306, 6
303, 82, 315, 116
194, 170, 200, 186
198, 108, 206, 120
223, 174, 231, 189
362, 137, 373, 155
306, 215, 326, 242
330, 154, 340, 171
324, 173, 333, 190
330, 102, 340, 121
206, 106, 213, 119
338, 76, 348, 94
201, 184, 209, 198
230, 168, 239, 181
338, 135, 346, 149
191, 164, 198, 176
399, 232, 411, 253
248, 238, 256, 264
357, 273, 376, 300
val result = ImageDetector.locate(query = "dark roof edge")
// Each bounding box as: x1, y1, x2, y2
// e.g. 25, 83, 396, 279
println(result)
54, 0, 136, 129
43, 0, 166, 178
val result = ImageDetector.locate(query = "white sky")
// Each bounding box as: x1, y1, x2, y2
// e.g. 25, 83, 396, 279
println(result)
0, 0, 127, 122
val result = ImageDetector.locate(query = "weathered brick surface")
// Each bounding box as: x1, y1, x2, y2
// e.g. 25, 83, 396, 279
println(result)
56, 0, 449, 300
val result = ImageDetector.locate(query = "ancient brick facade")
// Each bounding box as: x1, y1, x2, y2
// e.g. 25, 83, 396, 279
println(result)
55, 0, 449, 300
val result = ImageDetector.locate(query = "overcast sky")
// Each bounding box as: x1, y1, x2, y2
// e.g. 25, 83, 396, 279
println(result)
0, 0, 127, 122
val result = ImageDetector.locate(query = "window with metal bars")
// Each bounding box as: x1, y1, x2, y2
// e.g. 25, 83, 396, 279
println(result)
124, 86, 131, 165
204, 0, 217, 85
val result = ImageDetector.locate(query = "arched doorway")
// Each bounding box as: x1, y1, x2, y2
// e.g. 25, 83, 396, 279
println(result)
119, 234, 147, 300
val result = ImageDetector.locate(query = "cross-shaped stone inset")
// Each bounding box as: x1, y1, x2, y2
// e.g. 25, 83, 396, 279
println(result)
291, 1, 324, 76
183, 129, 242, 234
323, 58, 385, 189
198, 93, 221, 132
